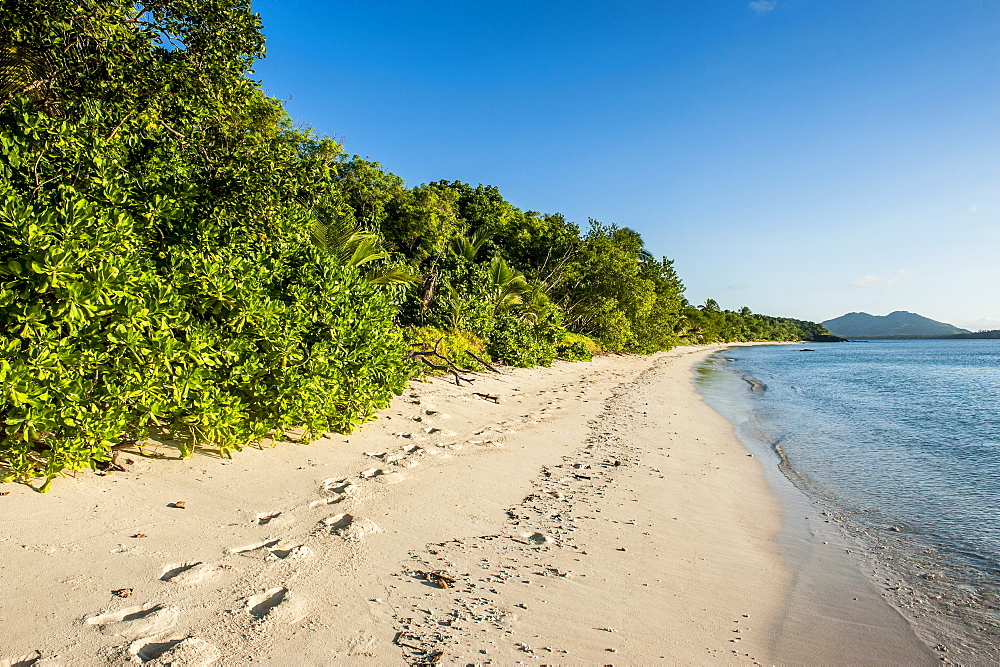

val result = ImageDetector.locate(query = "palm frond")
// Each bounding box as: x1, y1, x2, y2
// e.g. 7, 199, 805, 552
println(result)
450, 226, 494, 262
347, 236, 389, 268
366, 265, 420, 286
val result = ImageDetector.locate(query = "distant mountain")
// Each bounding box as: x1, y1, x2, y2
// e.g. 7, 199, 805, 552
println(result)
822, 311, 971, 338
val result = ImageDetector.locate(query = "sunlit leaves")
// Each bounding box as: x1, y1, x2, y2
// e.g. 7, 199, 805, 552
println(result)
0, 1, 411, 485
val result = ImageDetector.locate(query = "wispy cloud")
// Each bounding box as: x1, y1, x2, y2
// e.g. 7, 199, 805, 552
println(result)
852, 270, 909, 288
727, 283, 748, 291
749, 0, 777, 14
963, 317, 1000, 332
969, 205, 978, 213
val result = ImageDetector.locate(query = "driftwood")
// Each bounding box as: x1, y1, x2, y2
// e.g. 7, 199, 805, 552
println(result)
473, 392, 500, 403
466, 349, 499, 372
410, 338, 476, 386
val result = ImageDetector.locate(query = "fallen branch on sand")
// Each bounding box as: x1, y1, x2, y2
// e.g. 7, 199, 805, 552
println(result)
466, 349, 499, 372
409, 338, 477, 386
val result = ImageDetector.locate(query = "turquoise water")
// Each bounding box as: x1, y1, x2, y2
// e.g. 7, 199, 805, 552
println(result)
696, 340, 1000, 655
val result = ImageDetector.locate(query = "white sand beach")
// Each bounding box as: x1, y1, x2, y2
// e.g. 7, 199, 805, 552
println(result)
0, 345, 933, 665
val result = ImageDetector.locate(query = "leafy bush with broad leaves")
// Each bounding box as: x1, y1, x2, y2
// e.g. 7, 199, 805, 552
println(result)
556, 332, 596, 362
485, 315, 560, 368
0, 1, 412, 489
0, 175, 410, 488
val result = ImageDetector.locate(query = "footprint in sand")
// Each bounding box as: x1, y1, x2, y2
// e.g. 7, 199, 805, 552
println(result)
320, 478, 356, 495
129, 636, 220, 666
309, 496, 342, 508
160, 562, 217, 586
321, 514, 382, 540
0, 651, 41, 666
246, 587, 307, 624
228, 540, 309, 561
229, 539, 279, 558
86, 604, 178, 639
376, 471, 407, 484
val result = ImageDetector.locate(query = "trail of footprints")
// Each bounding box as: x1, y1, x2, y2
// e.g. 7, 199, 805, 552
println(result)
382, 375, 635, 664
386, 386, 636, 663
385, 362, 755, 665
76, 379, 600, 664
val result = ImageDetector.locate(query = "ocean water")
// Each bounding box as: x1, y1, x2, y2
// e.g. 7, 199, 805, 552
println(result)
695, 340, 1000, 658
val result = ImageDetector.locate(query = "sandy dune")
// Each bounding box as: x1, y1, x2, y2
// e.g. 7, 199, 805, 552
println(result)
0, 345, 931, 665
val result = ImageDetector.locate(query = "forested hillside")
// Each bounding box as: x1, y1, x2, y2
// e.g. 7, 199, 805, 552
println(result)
822, 311, 970, 338
0, 1, 833, 487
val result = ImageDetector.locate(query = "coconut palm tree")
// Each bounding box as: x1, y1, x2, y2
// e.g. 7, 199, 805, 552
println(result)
486, 256, 533, 317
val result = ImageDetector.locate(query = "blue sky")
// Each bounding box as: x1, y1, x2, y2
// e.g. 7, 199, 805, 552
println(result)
251, 0, 998, 330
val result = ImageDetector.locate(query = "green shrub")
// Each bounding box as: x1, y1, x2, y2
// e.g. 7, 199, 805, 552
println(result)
405, 326, 489, 372
0, 185, 411, 487
486, 316, 559, 368
556, 332, 598, 361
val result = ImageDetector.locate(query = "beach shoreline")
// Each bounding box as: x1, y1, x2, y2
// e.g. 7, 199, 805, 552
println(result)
0, 345, 932, 665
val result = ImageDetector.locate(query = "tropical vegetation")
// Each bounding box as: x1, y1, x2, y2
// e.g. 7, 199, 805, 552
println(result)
0, 1, 834, 488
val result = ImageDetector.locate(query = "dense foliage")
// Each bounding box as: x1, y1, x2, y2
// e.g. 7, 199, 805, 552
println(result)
0, 1, 834, 487
0, 1, 413, 488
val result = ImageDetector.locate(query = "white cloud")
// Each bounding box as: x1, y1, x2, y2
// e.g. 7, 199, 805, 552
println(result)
962, 317, 1000, 332
969, 205, 978, 213
727, 283, 748, 290
749, 0, 777, 14
852, 270, 909, 288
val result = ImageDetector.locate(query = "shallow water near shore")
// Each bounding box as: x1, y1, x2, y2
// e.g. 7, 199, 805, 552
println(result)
696, 339, 1000, 661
